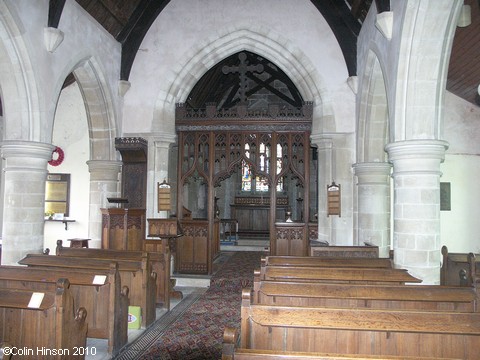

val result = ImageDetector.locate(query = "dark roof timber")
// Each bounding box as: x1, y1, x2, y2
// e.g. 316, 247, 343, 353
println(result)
49, 0, 480, 108
116, 0, 171, 80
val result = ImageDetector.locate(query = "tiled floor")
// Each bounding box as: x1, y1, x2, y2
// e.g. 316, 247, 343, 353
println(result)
86, 286, 202, 360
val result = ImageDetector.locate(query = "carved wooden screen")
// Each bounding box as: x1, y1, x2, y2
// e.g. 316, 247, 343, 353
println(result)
176, 102, 313, 224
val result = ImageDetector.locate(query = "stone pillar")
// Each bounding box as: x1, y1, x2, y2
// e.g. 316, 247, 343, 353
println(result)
353, 162, 392, 258
1, 141, 55, 264
385, 140, 448, 284
311, 137, 333, 243
86, 160, 122, 248
146, 134, 176, 219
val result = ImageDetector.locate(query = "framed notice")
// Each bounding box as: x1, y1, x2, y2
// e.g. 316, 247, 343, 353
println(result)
327, 182, 341, 217
440, 182, 451, 211
45, 173, 70, 216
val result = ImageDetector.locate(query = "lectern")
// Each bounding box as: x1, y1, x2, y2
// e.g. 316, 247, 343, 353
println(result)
146, 218, 183, 299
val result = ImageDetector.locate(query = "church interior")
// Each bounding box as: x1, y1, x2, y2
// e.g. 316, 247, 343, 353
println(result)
0, 0, 480, 359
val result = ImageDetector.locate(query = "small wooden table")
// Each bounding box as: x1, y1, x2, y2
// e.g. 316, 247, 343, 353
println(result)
67, 238, 91, 248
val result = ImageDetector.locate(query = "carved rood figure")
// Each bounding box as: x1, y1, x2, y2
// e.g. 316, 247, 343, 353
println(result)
222, 52, 264, 104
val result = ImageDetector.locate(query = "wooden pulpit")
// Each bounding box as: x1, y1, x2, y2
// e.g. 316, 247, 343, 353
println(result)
101, 208, 145, 250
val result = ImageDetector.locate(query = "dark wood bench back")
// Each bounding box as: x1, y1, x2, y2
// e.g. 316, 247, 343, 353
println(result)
55, 239, 170, 309
239, 290, 480, 359
0, 279, 87, 358
254, 280, 479, 312
263, 256, 393, 268
18, 253, 157, 328
259, 265, 422, 284
0, 264, 128, 355
222, 326, 459, 360
310, 245, 379, 258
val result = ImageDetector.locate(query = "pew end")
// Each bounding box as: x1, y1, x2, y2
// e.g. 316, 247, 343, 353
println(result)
441, 245, 479, 286
0, 278, 88, 359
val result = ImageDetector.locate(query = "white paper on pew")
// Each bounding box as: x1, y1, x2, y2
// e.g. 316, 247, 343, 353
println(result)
28, 292, 45, 308
92, 275, 107, 285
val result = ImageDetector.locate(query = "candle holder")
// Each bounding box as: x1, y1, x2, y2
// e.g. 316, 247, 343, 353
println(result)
285, 210, 293, 223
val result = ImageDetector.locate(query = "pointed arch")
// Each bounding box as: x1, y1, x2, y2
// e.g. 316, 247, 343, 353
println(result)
357, 50, 389, 163
152, 27, 336, 134
70, 58, 118, 161
0, 2, 41, 141
393, 0, 461, 141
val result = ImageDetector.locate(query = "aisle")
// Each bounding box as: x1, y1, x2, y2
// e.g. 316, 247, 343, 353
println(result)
114, 251, 263, 360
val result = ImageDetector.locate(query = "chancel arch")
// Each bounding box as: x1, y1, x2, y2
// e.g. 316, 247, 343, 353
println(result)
152, 27, 334, 135
173, 51, 315, 274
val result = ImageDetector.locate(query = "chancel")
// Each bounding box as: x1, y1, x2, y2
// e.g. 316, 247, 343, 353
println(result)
0, 1, 480, 359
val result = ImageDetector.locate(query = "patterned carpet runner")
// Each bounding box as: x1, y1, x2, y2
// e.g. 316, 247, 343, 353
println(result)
115, 251, 263, 360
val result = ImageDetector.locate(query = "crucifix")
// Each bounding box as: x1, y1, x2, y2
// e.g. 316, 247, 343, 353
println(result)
222, 52, 264, 104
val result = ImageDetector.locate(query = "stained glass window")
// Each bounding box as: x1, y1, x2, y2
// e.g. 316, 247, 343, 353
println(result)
241, 141, 283, 192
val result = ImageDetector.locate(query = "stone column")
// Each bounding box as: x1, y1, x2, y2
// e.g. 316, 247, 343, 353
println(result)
352, 162, 392, 258
310, 137, 333, 243
1, 141, 55, 264
86, 160, 122, 248
385, 140, 448, 284
146, 134, 176, 219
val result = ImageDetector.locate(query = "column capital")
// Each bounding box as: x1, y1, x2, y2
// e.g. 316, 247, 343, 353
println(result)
310, 135, 333, 149
385, 140, 449, 175
86, 160, 122, 181
353, 162, 392, 184
1, 140, 55, 171
153, 134, 177, 150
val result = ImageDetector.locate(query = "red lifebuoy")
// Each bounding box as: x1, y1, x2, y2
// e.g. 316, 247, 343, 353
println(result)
48, 146, 64, 166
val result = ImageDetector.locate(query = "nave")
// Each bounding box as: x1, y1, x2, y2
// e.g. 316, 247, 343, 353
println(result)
93, 251, 264, 360
1, 244, 479, 359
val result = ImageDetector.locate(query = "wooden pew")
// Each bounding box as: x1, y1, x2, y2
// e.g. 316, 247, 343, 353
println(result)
18, 253, 157, 328
237, 289, 480, 359
441, 245, 479, 286
0, 278, 87, 360
258, 265, 422, 285
222, 327, 455, 360
310, 244, 380, 258
254, 280, 479, 312
0, 263, 128, 355
262, 256, 393, 268
55, 239, 170, 309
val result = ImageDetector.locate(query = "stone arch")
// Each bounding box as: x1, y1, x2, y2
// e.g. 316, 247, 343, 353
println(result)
152, 27, 336, 134
354, 48, 392, 257
392, 0, 461, 142
69, 58, 118, 161
0, 2, 41, 141
357, 49, 389, 163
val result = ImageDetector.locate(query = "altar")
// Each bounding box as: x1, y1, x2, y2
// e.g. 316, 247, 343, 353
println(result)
230, 196, 288, 238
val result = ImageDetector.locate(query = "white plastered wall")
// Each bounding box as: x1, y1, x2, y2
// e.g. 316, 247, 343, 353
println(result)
123, 0, 357, 243
0, 0, 123, 259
